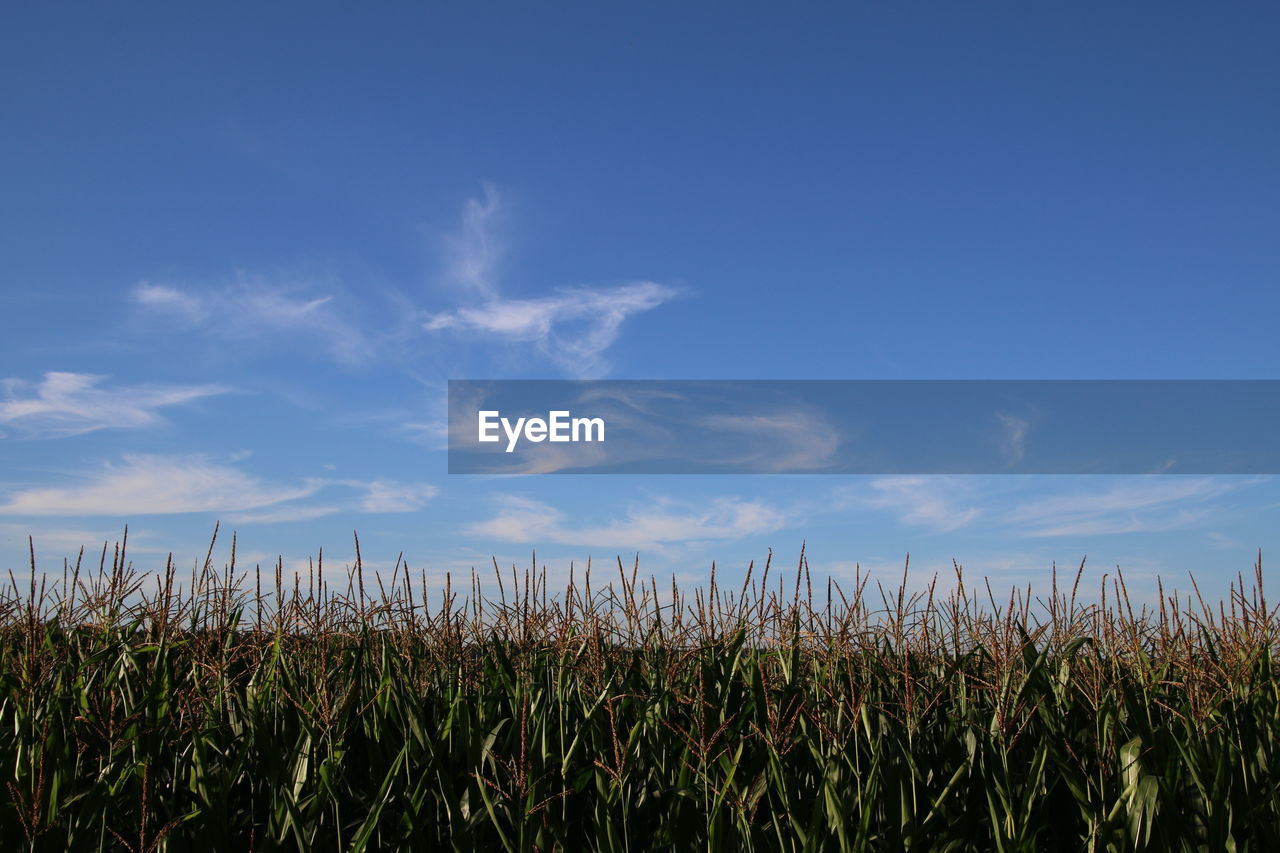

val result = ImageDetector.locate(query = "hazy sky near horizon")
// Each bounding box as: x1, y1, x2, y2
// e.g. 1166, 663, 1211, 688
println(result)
3, 3, 1278, 601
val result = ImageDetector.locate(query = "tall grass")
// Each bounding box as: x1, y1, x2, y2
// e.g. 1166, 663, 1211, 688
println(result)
2, 530, 1278, 850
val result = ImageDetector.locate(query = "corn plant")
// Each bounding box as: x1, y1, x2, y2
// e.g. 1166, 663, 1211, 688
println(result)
2, 532, 1279, 850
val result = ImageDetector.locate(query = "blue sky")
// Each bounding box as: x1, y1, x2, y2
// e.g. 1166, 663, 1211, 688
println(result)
3, 3, 1278, 604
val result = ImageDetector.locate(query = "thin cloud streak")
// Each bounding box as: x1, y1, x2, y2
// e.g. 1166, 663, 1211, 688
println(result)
844, 475, 1259, 540
425, 284, 679, 378
1007, 477, 1249, 538
425, 189, 681, 377
223, 505, 341, 524
700, 412, 841, 471
996, 412, 1030, 464
864, 476, 983, 532
440, 182, 503, 300
132, 276, 377, 366
356, 481, 440, 513
1, 372, 229, 439
0, 454, 320, 517
0, 454, 442, 519
469, 494, 788, 552
128, 188, 678, 379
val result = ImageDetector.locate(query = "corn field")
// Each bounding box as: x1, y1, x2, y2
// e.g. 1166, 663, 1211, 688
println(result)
2, 532, 1279, 851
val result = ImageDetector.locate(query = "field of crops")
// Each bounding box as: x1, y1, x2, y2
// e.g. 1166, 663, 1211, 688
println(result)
2, 534, 1278, 851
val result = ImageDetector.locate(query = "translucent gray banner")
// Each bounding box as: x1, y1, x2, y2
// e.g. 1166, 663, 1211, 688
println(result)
447, 380, 1280, 474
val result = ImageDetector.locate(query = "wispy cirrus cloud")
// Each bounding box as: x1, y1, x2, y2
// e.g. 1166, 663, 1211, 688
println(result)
440, 183, 504, 300
0, 522, 166, 559
862, 476, 983, 533
0, 454, 441, 519
354, 480, 440, 513
842, 475, 1259, 540
222, 482, 439, 524
996, 412, 1030, 464
222, 505, 342, 525
469, 494, 788, 552
129, 188, 678, 380
699, 411, 841, 471
0, 453, 320, 517
424, 188, 682, 377
132, 273, 379, 366
1005, 477, 1248, 538
424, 282, 678, 377
0, 372, 230, 439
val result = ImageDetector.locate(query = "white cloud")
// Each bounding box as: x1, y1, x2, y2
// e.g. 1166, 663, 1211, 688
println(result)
398, 419, 450, 450
837, 476, 1255, 540
1022, 510, 1211, 538
1006, 477, 1245, 538
424, 189, 680, 377
0, 456, 443, 519
1206, 531, 1242, 550
223, 505, 341, 524
469, 494, 788, 551
996, 412, 1030, 464
133, 282, 205, 320
132, 274, 375, 366
129, 189, 676, 379
0, 372, 230, 439
440, 183, 503, 300
0, 522, 164, 559
468, 495, 564, 543
225, 479, 440, 520
700, 411, 841, 471
0, 454, 320, 517
425, 282, 679, 377
358, 480, 440, 513
1006, 478, 1235, 522
864, 476, 982, 532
